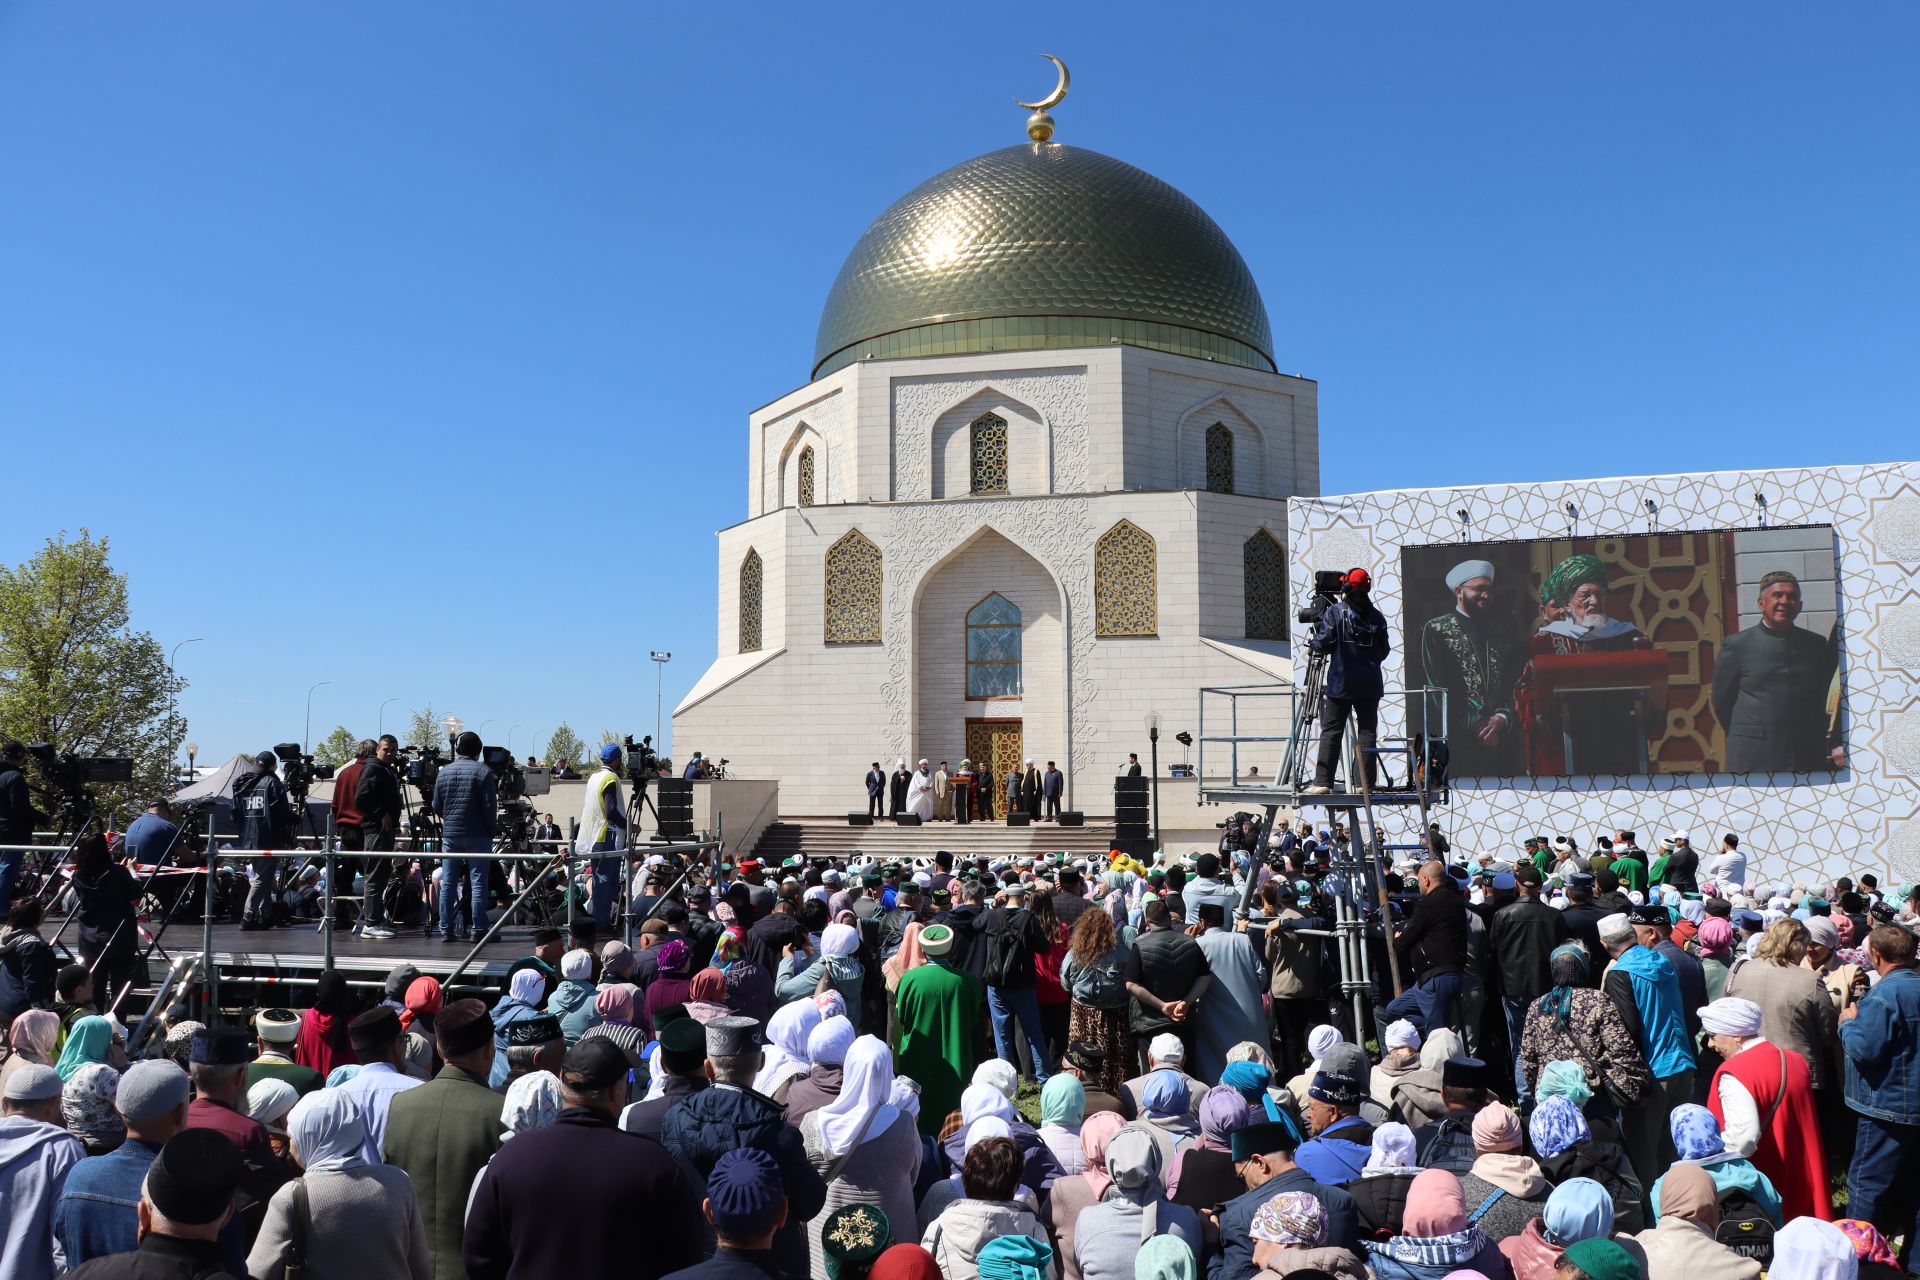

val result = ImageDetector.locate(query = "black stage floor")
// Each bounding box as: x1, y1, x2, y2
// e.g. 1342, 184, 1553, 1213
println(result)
60, 914, 539, 984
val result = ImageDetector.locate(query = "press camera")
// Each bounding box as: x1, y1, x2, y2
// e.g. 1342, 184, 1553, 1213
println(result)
272, 743, 333, 798
1296, 569, 1348, 629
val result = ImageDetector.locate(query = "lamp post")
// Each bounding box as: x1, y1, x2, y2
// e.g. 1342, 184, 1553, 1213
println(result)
508, 724, 523, 758
1145, 711, 1163, 855
378, 697, 398, 736
443, 715, 463, 749
304, 681, 332, 755
168, 638, 203, 777
650, 651, 672, 748
478, 720, 495, 745
185, 743, 198, 785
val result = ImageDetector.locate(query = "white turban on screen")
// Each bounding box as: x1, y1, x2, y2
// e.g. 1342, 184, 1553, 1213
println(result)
1446, 560, 1497, 591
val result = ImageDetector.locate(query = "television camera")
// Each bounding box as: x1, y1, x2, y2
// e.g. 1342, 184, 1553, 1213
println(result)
398, 743, 447, 843
621, 734, 659, 781
482, 745, 552, 851
1296, 568, 1348, 630
25, 743, 134, 836
271, 743, 333, 801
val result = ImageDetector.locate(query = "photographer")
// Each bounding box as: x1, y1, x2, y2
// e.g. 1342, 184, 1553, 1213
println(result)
235, 749, 296, 931
1302, 568, 1392, 796
0, 739, 40, 914
355, 733, 406, 940
431, 731, 497, 943
574, 744, 628, 931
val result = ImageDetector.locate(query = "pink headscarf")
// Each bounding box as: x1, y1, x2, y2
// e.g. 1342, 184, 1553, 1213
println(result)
1078, 1111, 1128, 1199
1697, 917, 1734, 959
1404, 1169, 1468, 1236
8, 1009, 58, 1061
595, 984, 635, 1024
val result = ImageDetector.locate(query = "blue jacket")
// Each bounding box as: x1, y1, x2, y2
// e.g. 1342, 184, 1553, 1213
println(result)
1605, 944, 1696, 1080
1209, 1166, 1361, 1280
432, 757, 497, 853
549, 979, 601, 1045
1310, 599, 1391, 701
52, 1138, 247, 1272
1294, 1116, 1373, 1185
1839, 967, 1920, 1125
660, 1083, 827, 1279
487, 995, 545, 1088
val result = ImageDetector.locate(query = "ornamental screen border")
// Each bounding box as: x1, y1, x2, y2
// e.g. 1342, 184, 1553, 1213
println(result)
971, 413, 1009, 495
797, 446, 816, 508
1095, 519, 1158, 637
739, 549, 763, 653
824, 529, 883, 644
1206, 422, 1235, 495
1244, 529, 1285, 639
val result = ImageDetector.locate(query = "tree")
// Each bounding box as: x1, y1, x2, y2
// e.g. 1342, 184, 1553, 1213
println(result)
545, 723, 585, 770
314, 725, 360, 771
0, 531, 186, 822
405, 705, 442, 753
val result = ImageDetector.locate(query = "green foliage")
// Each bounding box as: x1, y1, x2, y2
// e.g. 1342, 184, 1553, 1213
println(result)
598, 729, 621, 750
545, 723, 586, 769
405, 704, 442, 754
0, 530, 185, 821
314, 725, 361, 771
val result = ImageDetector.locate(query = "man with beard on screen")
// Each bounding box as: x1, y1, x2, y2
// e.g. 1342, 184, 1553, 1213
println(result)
1420, 558, 1522, 776
1514, 553, 1655, 775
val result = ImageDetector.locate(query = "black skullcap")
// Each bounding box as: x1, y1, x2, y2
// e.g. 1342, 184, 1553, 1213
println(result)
1628, 903, 1669, 926
436, 998, 493, 1056
349, 1005, 402, 1054
505, 1013, 562, 1047
1066, 1040, 1105, 1071
660, 1018, 708, 1072
1229, 1120, 1299, 1161
654, 1003, 691, 1029
562, 1037, 630, 1091
147, 1129, 243, 1226
1442, 1057, 1491, 1091
189, 1027, 252, 1066
707, 1147, 785, 1237
530, 927, 564, 946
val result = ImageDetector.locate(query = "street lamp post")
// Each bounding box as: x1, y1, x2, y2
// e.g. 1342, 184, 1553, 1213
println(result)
443, 716, 463, 749
378, 697, 398, 736
1145, 711, 1163, 855
478, 720, 495, 745
650, 651, 672, 748
304, 681, 332, 755
168, 638, 203, 779
508, 725, 523, 758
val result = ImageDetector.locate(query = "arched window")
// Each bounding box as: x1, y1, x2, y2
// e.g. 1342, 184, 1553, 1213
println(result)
970, 413, 1008, 494
1243, 530, 1285, 639
1095, 520, 1158, 637
797, 446, 816, 508
738, 549, 763, 653
966, 593, 1022, 700
1205, 422, 1234, 494
824, 529, 882, 644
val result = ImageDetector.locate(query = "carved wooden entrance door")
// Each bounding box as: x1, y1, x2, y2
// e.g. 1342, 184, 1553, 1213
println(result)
965, 718, 1023, 819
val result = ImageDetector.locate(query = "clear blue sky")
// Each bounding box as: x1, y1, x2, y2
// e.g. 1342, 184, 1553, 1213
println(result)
3, 2, 1914, 762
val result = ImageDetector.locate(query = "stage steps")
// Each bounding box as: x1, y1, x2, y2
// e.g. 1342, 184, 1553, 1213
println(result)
752, 817, 1118, 865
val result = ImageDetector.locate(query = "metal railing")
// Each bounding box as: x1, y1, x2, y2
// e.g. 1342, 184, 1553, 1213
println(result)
1195, 684, 1450, 797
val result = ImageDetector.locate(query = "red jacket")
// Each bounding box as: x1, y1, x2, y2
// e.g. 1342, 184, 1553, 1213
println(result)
333, 758, 365, 826
1708, 1040, 1830, 1221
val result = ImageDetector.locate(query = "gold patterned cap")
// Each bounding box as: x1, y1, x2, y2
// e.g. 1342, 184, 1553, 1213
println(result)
823, 1204, 893, 1279
813, 144, 1274, 379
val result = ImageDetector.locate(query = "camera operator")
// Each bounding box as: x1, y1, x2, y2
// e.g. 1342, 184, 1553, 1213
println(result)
1302, 568, 1392, 796
574, 744, 628, 932
431, 731, 497, 943
0, 740, 40, 914
355, 734, 406, 940
235, 750, 296, 931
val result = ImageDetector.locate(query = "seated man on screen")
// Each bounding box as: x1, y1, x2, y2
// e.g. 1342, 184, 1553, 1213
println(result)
1513, 554, 1653, 775
1711, 569, 1842, 772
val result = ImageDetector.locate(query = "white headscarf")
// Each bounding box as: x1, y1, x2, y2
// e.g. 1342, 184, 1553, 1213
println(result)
560, 949, 594, 981
821, 923, 860, 958
752, 998, 820, 1095
816, 1035, 899, 1159
246, 1078, 300, 1134
288, 1088, 366, 1175
961, 1081, 1015, 1127
966, 1116, 1011, 1150
1419, 1026, 1465, 1071
1363, 1122, 1417, 1174
501, 1070, 565, 1139
807, 1016, 857, 1067
1769, 1218, 1859, 1280
1384, 1020, 1422, 1052
1306, 1025, 1342, 1062
509, 968, 545, 1006
973, 1058, 1019, 1100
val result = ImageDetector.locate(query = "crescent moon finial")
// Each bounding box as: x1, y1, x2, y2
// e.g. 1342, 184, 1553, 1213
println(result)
1014, 53, 1069, 142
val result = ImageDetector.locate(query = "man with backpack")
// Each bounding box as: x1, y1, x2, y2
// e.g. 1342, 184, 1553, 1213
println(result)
983, 884, 1052, 1084
233, 751, 295, 932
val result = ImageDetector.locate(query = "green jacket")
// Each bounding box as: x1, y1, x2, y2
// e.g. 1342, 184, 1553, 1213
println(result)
381, 1062, 504, 1280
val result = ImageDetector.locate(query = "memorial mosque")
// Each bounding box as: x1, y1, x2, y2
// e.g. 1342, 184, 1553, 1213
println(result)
673, 61, 1319, 815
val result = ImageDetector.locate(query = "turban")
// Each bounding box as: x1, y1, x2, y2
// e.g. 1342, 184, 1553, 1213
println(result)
1250, 1191, 1327, 1246
1698, 997, 1764, 1039
1542, 554, 1608, 606
1363, 1122, 1417, 1173
1471, 1102, 1523, 1153
1221, 1060, 1272, 1102
1446, 560, 1496, 591
1384, 1019, 1422, 1052
1527, 1095, 1591, 1158
1544, 1178, 1615, 1246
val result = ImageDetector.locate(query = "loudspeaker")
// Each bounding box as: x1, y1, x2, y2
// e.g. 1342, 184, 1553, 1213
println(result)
1007, 813, 1031, 827
894, 814, 922, 826
1058, 811, 1085, 827
846, 813, 874, 826
1113, 776, 1149, 798
655, 778, 695, 841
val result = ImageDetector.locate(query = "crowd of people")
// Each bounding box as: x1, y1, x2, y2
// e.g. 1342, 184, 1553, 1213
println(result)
1, 824, 1919, 1280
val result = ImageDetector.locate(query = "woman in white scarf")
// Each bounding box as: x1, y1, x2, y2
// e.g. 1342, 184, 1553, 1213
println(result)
801, 1036, 924, 1280
249, 1088, 431, 1280
754, 997, 822, 1097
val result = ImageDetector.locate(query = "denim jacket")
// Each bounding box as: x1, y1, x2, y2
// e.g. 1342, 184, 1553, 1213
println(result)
431, 756, 497, 853
1839, 967, 1920, 1125
52, 1139, 248, 1271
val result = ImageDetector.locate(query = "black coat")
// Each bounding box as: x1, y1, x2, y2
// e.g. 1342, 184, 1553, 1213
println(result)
0, 764, 36, 844
232, 769, 294, 851
1488, 898, 1570, 999
465, 1108, 703, 1280
74, 864, 140, 959
622, 1074, 710, 1141
1711, 621, 1837, 772
60, 1234, 245, 1280
1395, 882, 1468, 980
659, 1084, 827, 1278
664, 1247, 800, 1280
0, 926, 55, 1018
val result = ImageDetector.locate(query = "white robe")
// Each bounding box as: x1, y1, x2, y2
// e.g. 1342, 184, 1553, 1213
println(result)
905, 769, 935, 820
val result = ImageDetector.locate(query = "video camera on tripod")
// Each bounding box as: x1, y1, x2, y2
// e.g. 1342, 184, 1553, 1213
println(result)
25, 743, 134, 834
621, 734, 659, 781
1297, 569, 1348, 630
271, 743, 333, 801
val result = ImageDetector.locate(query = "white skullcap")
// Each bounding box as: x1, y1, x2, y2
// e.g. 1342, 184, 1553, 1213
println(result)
1698, 997, 1764, 1039
1671, 830, 1691, 842
1385, 1019, 1422, 1051
1596, 912, 1634, 943
1446, 560, 1497, 591
559, 948, 594, 980
1148, 1032, 1186, 1066
972, 1058, 1019, 1100
1307, 1024, 1343, 1061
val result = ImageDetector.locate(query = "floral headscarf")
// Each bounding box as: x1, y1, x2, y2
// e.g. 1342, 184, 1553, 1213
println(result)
1835, 1220, 1900, 1269
1251, 1191, 1326, 1246
61, 1063, 124, 1147
1534, 944, 1591, 1027
501, 1069, 565, 1139
1528, 1095, 1591, 1159
1669, 1103, 1724, 1162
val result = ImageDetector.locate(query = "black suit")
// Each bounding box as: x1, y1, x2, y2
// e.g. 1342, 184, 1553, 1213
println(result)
864, 769, 886, 818
1712, 621, 1837, 771
1042, 768, 1064, 819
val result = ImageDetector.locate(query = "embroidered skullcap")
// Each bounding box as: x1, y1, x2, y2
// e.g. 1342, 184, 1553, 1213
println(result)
1527, 1095, 1592, 1158
505, 1013, 562, 1047
1446, 561, 1496, 591
1308, 1067, 1363, 1107
1562, 1239, 1639, 1280
1384, 1020, 1422, 1051
1250, 1191, 1327, 1246
1698, 997, 1764, 1039
704, 1015, 760, 1058
821, 1204, 894, 1280
708, 1146, 785, 1236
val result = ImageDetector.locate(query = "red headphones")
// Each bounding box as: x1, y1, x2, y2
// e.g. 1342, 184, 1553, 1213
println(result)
1343, 568, 1372, 590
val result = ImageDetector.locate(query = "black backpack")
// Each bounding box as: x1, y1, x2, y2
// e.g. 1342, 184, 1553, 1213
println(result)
1417, 1116, 1476, 1173
1713, 1189, 1774, 1267
983, 910, 1036, 989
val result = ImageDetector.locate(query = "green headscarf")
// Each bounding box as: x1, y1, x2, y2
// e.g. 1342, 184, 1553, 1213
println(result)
1040, 1073, 1085, 1129
55, 1015, 114, 1082
1535, 1058, 1594, 1108
1136, 1236, 1198, 1280
1541, 554, 1608, 606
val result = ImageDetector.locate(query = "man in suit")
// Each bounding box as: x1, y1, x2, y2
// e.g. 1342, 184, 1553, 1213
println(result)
1125, 753, 1143, 777
1711, 570, 1842, 772
1041, 761, 1064, 820
863, 763, 885, 819
1004, 764, 1022, 820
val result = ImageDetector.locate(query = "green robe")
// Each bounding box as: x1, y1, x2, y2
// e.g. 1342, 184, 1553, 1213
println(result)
893, 960, 984, 1135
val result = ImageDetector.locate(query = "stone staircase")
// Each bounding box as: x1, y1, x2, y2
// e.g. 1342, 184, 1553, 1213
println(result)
750, 817, 1117, 865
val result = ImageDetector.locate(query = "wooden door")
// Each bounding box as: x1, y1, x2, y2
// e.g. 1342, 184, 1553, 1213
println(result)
965, 718, 1023, 805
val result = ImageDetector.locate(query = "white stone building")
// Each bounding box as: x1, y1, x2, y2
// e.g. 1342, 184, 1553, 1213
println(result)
674, 133, 1319, 816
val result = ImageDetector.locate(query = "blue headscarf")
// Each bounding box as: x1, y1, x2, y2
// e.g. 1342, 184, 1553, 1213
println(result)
1543, 1177, 1615, 1246
977, 1235, 1054, 1280
1220, 1059, 1291, 1129
1669, 1103, 1724, 1162
1528, 1095, 1592, 1159
1142, 1068, 1190, 1118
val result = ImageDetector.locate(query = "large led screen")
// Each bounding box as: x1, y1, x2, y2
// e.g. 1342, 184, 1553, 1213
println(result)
1398, 527, 1842, 777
